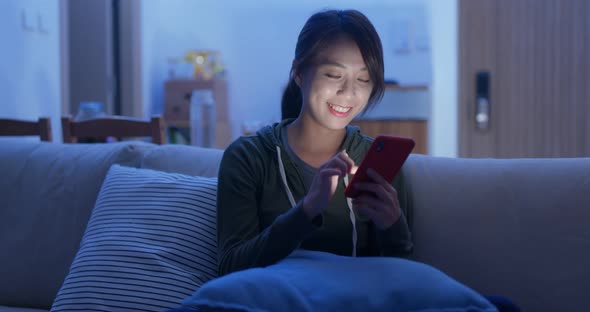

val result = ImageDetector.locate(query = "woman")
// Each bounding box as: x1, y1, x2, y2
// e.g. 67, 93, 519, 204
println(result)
176, 9, 520, 312
216, 9, 413, 277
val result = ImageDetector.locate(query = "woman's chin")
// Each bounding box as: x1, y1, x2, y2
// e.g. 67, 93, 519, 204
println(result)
321, 117, 353, 131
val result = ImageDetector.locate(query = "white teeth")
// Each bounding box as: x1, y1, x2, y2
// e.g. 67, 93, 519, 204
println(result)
328, 103, 351, 113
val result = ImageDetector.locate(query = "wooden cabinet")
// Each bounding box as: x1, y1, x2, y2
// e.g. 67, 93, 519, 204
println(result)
350, 119, 428, 155
163, 78, 232, 148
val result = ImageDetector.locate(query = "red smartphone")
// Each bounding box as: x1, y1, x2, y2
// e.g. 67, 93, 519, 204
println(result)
344, 135, 415, 198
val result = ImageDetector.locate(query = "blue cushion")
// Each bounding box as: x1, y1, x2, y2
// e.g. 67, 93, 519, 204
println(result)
183, 249, 497, 312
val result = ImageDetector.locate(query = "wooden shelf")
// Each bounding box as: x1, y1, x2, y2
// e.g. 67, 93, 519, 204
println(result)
384, 84, 429, 91
350, 119, 428, 155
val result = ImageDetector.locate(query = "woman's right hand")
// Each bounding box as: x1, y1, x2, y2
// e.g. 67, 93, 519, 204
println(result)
302, 151, 356, 220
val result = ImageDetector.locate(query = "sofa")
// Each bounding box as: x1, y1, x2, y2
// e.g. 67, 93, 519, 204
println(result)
0, 139, 588, 312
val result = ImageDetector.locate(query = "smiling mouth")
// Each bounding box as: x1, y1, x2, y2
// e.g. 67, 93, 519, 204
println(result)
328, 103, 352, 113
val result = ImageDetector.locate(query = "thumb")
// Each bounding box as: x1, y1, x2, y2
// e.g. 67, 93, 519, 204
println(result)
351, 165, 359, 175
330, 174, 339, 195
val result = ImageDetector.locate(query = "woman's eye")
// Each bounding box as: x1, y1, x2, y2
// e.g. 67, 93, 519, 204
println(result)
358, 78, 370, 83
325, 73, 341, 79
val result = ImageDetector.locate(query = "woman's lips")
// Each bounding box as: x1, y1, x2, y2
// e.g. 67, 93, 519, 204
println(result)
327, 102, 352, 118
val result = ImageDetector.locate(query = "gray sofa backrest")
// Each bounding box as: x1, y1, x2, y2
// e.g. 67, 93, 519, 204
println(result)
0, 140, 153, 309
403, 154, 590, 312
139, 143, 223, 178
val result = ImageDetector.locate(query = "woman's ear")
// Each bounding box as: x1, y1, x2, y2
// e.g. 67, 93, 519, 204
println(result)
294, 73, 302, 88
292, 60, 302, 87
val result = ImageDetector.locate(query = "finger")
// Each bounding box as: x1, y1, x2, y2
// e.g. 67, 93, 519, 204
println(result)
366, 168, 389, 185
339, 150, 356, 173
328, 157, 350, 177
319, 168, 344, 196
319, 168, 344, 180
366, 169, 398, 197
330, 174, 339, 194
354, 182, 385, 196
355, 195, 386, 212
353, 199, 379, 219
320, 157, 347, 176
350, 165, 359, 175
352, 196, 372, 209
354, 182, 396, 203
332, 151, 352, 174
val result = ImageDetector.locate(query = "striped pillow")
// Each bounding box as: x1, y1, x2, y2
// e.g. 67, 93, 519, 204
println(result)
51, 164, 218, 312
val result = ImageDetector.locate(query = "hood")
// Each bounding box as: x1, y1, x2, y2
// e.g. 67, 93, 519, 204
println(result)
256, 118, 372, 160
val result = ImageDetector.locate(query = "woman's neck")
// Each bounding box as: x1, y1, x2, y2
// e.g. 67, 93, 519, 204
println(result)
287, 116, 346, 165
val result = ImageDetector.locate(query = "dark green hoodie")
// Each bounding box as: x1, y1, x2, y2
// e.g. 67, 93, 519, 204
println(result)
217, 119, 413, 276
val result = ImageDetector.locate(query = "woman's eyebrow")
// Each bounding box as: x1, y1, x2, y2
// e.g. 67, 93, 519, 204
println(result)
318, 60, 368, 71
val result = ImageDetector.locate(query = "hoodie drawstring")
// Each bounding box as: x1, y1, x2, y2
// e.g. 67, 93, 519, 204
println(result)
343, 173, 358, 257
276, 146, 297, 207
275, 146, 357, 257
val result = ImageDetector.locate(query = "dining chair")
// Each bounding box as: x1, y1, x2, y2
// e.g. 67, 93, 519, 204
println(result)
0, 117, 52, 141
61, 115, 165, 144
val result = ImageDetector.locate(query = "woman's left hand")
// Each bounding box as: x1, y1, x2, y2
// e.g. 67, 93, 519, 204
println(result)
351, 168, 402, 230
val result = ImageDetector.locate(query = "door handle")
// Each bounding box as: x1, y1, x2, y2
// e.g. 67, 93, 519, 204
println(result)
475, 71, 490, 130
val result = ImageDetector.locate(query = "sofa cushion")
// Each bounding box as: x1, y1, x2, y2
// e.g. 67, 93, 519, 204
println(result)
0, 306, 48, 312
0, 140, 152, 309
183, 249, 497, 312
140, 144, 223, 177
51, 165, 218, 312
402, 154, 590, 312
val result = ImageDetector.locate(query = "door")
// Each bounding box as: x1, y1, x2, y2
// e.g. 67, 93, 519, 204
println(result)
67, 0, 117, 116
459, 0, 590, 158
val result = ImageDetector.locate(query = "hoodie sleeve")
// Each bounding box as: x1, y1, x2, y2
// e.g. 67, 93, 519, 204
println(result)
216, 139, 320, 276
375, 170, 414, 257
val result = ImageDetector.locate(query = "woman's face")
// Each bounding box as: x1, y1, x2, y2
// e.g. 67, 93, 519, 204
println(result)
296, 35, 374, 130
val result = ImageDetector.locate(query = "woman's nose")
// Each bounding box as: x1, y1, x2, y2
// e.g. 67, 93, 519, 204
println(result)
337, 79, 356, 97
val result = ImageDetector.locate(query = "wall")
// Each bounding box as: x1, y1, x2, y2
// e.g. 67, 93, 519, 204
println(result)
0, 0, 62, 142
428, 0, 458, 157
141, 0, 439, 145
0, 0, 457, 153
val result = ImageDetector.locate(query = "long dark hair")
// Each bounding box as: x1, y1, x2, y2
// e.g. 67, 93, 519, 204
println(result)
281, 9, 385, 120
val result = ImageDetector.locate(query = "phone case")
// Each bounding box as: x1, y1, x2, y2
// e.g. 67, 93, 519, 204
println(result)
344, 135, 415, 198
